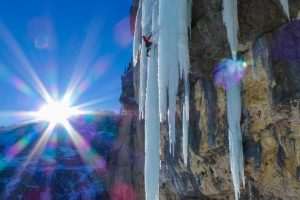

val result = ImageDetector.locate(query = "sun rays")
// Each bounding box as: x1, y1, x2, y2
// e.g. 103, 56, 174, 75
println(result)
62, 120, 106, 167
37, 101, 81, 124
0, 22, 54, 104
0, 20, 116, 190
0, 20, 113, 125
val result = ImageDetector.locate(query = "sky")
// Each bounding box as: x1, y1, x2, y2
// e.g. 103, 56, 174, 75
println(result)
0, 0, 133, 126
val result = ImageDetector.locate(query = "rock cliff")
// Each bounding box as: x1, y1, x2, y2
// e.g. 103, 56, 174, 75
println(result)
121, 0, 300, 199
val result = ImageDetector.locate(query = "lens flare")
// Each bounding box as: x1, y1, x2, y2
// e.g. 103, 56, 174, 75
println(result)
37, 101, 80, 125
214, 58, 248, 88
0, 18, 119, 197
114, 17, 133, 47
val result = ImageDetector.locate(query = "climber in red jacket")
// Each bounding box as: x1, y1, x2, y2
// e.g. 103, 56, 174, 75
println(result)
142, 34, 152, 57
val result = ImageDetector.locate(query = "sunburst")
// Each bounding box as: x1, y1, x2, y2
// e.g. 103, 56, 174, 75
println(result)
36, 100, 81, 125
0, 20, 113, 192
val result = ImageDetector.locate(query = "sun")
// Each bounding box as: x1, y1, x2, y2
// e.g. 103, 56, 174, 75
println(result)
37, 101, 79, 124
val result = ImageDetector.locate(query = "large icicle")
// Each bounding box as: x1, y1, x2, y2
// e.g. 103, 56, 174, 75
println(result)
139, 0, 155, 118
222, 0, 238, 60
145, 1, 160, 200
145, 46, 160, 200
158, 0, 180, 152
278, 0, 290, 19
222, 2, 245, 199
226, 81, 245, 200
158, 0, 176, 121
178, 0, 192, 165
215, 59, 245, 200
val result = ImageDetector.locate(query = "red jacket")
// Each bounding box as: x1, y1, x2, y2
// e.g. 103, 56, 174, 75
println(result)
142, 35, 152, 43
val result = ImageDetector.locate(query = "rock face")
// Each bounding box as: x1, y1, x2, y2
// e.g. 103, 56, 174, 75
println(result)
116, 61, 145, 199
124, 0, 300, 199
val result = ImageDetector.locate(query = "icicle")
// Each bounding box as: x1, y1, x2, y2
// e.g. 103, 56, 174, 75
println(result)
139, 0, 155, 118
226, 80, 245, 200
182, 80, 190, 165
178, 0, 190, 80
158, 0, 180, 153
132, 1, 142, 66
145, 45, 160, 200
222, 2, 244, 197
222, 0, 239, 60
145, 1, 160, 199
139, 45, 148, 118
187, 0, 193, 37
214, 60, 244, 200
178, 0, 191, 165
278, 0, 290, 20
158, 0, 175, 121
215, 58, 246, 200
158, 0, 179, 122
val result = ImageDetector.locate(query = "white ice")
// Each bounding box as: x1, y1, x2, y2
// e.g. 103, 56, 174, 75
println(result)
158, 0, 180, 153
178, 0, 192, 165
223, 0, 239, 60
139, 0, 155, 118
134, 0, 192, 199
278, 0, 290, 19
144, 1, 160, 200
225, 62, 245, 200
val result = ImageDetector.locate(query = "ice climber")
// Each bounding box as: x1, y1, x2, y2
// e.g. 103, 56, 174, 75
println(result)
142, 34, 152, 57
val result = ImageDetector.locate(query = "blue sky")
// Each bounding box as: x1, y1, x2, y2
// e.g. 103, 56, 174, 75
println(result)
0, 0, 133, 126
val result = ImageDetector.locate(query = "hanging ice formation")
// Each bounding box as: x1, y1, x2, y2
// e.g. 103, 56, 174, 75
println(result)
158, 0, 191, 157
137, 0, 153, 119
133, 0, 191, 199
144, 1, 160, 199
226, 76, 245, 200
278, 0, 290, 19
222, 1, 245, 199
180, 0, 193, 166
158, 0, 179, 154
214, 59, 246, 200
222, 0, 238, 60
